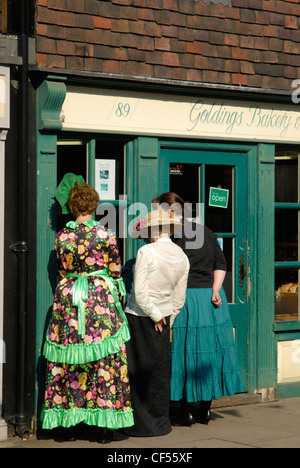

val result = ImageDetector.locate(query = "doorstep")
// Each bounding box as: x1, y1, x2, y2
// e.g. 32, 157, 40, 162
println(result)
212, 393, 262, 409
0, 418, 7, 441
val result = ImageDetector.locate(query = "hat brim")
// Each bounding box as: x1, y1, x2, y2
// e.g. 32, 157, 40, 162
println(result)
131, 220, 183, 239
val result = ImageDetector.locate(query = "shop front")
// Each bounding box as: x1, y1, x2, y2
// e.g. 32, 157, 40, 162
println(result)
35, 77, 300, 418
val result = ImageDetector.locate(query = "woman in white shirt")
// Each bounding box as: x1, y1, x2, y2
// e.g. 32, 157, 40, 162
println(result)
125, 210, 189, 437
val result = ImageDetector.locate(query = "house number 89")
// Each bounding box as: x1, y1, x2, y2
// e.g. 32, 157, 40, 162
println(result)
115, 102, 131, 117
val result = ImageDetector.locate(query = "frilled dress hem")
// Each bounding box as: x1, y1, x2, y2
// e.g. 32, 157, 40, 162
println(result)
170, 288, 244, 403
43, 321, 131, 365
41, 406, 134, 430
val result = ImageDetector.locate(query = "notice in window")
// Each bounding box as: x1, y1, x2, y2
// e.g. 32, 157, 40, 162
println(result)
95, 159, 116, 200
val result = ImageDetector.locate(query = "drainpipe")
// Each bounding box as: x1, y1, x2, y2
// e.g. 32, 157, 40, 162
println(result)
9, 0, 30, 439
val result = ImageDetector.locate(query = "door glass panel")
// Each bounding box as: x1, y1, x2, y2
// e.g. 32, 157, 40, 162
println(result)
275, 210, 298, 262
169, 162, 234, 304
95, 139, 125, 263
275, 269, 299, 322
169, 162, 199, 218
205, 165, 233, 233
275, 154, 298, 203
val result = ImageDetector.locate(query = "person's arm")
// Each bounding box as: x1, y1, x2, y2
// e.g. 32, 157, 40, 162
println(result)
170, 257, 190, 327
212, 236, 226, 307
212, 269, 226, 306
134, 249, 164, 323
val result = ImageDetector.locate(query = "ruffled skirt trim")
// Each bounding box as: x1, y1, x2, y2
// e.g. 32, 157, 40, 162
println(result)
43, 321, 131, 365
170, 288, 244, 403
41, 406, 134, 430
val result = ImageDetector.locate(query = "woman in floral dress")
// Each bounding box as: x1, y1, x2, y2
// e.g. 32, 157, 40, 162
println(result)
41, 175, 134, 442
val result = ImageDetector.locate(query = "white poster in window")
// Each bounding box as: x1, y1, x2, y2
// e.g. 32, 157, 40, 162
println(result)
95, 159, 116, 200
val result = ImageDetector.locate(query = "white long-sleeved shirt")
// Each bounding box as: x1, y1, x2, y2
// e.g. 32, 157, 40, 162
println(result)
125, 238, 190, 326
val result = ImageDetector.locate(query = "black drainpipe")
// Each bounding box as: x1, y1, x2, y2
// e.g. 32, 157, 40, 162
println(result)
9, 0, 30, 439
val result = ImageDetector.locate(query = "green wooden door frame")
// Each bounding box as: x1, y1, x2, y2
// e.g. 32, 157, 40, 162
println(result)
125, 137, 160, 261
35, 78, 67, 423
247, 143, 276, 396
159, 145, 248, 388
256, 144, 276, 395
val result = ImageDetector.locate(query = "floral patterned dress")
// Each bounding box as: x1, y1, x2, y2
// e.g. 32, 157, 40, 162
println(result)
41, 220, 134, 430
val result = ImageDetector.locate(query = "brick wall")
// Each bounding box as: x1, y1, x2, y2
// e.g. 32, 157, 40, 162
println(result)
36, 0, 300, 93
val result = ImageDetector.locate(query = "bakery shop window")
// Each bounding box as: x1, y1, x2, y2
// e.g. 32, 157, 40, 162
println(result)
275, 270, 299, 322
275, 151, 299, 322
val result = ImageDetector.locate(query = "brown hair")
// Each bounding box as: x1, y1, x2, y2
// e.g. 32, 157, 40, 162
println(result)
152, 192, 185, 216
68, 183, 100, 218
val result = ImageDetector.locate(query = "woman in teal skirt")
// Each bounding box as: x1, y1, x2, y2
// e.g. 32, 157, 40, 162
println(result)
153, 192, 243, 426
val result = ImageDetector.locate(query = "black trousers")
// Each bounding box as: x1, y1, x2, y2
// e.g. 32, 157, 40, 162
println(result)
125, 314, 172, 437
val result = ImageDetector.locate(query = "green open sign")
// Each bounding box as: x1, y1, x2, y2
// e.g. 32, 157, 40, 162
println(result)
209, 187, 229, 209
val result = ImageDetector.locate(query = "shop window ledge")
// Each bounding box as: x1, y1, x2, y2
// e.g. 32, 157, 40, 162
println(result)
274, 321, 300, 333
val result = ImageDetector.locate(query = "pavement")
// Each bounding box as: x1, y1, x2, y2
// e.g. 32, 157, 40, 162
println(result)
1, 397, 300, 450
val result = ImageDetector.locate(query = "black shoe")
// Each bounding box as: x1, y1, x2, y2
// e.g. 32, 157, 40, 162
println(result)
195, 410, 211, 425
113, 429, 130, 441
98, 429, 129, 444
98, 429, 113, 444
172, 411, 195, 427
54, 427, 77, 442
174, 398, 196, 427
182, 411, 195, 426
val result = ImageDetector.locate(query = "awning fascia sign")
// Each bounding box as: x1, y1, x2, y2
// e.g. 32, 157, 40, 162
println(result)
61, 86, 300, 144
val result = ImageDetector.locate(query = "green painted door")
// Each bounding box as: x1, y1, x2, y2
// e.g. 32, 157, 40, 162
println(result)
160, 146, 248, 390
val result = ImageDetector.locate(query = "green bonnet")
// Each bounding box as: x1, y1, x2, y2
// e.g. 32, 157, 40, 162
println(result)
56, 173, 85, 214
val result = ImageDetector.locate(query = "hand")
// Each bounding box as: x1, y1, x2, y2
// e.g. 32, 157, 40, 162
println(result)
212, 290, 222, 307
155, 317, 167, 333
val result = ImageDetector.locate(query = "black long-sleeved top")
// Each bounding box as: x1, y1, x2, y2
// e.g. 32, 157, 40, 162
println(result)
172, 221, 226, 289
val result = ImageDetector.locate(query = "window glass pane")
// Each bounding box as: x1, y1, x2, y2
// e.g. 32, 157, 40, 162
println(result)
95, 139, 125, 263
275, 269, 299, 322
275, 153, 299, 203
275, 151, 299, 322
57, 141, 87, 232
205, 165, 233, 233
169, 163, 199, 217
275, 210, 299, 262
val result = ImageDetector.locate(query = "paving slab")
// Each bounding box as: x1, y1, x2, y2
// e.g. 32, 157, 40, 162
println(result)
1, 397, 300, 450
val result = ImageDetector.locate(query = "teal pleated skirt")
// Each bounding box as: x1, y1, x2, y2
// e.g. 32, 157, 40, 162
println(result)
170, 288, 244, 403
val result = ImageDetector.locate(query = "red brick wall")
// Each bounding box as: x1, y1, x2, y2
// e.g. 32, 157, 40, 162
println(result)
36, 0, 300, 93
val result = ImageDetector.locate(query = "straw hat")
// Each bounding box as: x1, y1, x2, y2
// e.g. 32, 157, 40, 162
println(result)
132, 210, 182, 238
